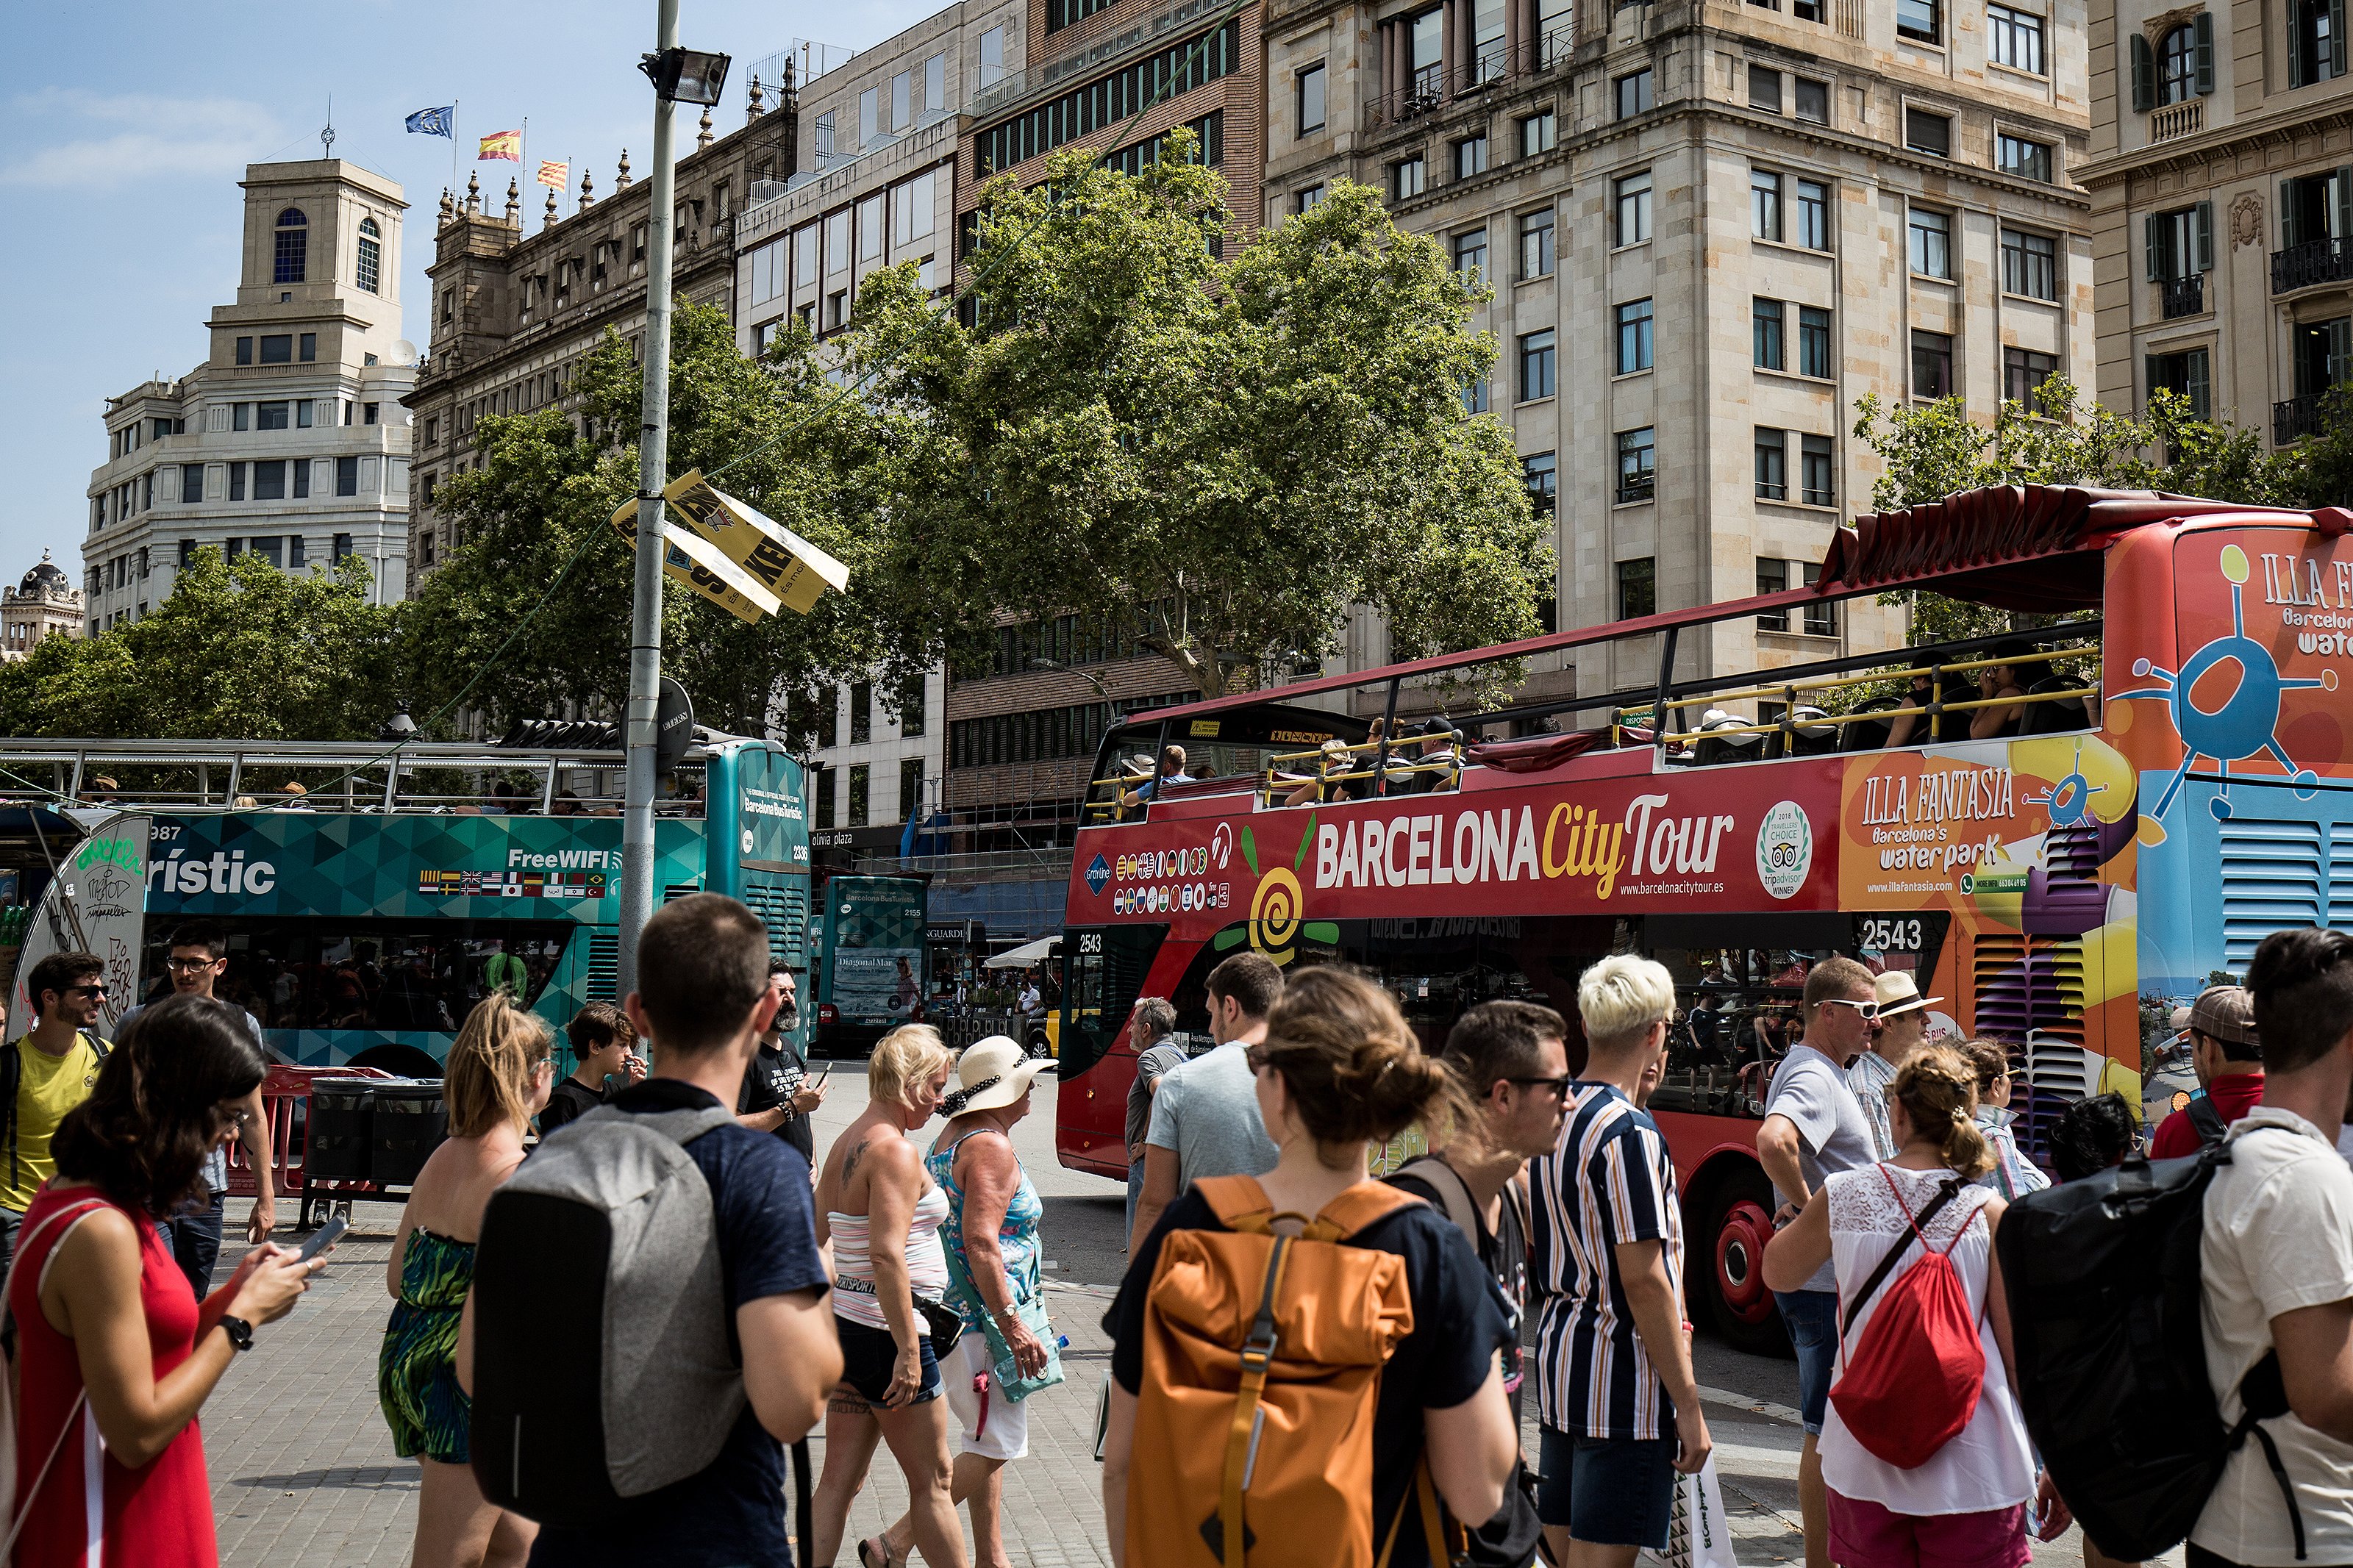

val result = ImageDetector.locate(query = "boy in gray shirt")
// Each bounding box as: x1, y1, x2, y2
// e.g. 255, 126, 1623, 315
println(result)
1128, 953, 1284, 1252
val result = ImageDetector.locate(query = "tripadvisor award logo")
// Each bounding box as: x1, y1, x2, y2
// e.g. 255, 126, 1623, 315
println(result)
1755, 801, 1813, 901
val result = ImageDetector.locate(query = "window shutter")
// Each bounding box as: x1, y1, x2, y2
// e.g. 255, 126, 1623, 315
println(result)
2338, 0, 2351, 78
2132, 32, 2155, 111
2332, 317, 2353, 386
2283, 178, 2301, 248
2145, 213, 2163, 281
2338, 165, 2353, 243
2195, 12, 2215, 94
2196, 201, 2215, 273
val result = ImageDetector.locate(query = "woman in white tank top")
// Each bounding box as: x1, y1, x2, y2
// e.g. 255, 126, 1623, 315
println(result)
1764, 1045, 2067, 1568
809, 1025, 968, 1568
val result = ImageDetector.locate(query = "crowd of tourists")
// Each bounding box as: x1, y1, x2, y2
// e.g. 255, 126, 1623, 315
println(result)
11, 898, 2353, 1568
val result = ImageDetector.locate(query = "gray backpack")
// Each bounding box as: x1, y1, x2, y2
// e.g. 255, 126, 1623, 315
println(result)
470, 1105, 757, 1524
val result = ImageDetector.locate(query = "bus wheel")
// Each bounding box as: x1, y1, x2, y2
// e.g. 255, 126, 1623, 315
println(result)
346, 1044, 445, 1080
1702, 1167, 1791, 1358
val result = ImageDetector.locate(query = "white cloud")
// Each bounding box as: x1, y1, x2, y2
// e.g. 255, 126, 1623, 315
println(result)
1, 89, 279, 190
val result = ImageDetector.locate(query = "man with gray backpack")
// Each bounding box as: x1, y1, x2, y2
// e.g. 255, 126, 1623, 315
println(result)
469, 893, 842, 1568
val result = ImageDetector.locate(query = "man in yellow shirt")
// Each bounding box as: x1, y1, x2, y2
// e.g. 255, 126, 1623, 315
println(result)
0, 950, 111, 1273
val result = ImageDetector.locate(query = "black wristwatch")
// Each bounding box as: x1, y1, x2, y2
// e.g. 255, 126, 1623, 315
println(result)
218, 1315, 254, 1353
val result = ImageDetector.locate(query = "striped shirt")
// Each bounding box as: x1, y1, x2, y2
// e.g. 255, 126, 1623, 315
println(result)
1531, 1081, 1683, 1440
1848, 1049, 1900, 1161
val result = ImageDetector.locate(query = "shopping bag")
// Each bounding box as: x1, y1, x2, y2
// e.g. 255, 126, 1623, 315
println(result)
1636, 1457, 1739, 1568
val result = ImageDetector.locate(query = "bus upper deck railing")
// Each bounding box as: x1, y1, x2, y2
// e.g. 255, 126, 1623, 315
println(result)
0, 737, 719, 817
1079, 627, 2102, 820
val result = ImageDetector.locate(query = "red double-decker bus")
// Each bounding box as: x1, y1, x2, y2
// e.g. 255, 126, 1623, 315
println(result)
1051, 485, 2353, 1350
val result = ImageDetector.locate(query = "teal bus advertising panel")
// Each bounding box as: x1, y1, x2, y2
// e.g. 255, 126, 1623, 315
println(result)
815, 874, 926, 1056
704, 740, 814, 1057
143, 812, 707, 1070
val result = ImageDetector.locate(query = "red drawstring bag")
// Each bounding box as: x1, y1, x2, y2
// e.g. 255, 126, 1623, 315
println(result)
1828, 1166, 1986, 1469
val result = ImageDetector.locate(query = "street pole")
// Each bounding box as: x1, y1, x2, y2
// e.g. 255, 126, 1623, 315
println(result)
618, 0, 681, 1001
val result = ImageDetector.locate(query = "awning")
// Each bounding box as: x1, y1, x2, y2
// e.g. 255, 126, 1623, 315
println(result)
984, 934, 1060, 970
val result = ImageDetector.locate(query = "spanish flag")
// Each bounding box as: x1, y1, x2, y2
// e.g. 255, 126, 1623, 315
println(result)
478, 129, 522, 162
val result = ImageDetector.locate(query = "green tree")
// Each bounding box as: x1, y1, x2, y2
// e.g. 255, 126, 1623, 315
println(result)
0, 550, 401, 740
847, 149, 1551, 698
405, 304, 941, 737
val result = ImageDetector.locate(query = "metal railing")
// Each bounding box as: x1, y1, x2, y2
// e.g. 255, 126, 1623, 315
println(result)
2276, 392, 2329, 443
2272, 236, 2353, 294
1371, 25, 1578, 129
2160, 275, 2205, 318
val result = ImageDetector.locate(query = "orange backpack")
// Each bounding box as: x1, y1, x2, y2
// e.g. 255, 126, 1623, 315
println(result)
1127, 1174, 1460, 1567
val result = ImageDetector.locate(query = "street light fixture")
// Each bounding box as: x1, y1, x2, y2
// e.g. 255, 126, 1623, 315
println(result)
638, 46, 732, 105
378, 704, 417, 742
1032, 657, 1119, 708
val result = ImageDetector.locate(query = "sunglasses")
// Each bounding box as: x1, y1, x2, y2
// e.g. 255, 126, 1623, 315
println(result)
66, 984, 107, 999
1821, 998, 1880, 1020
165, 956, 220, 973
1504, 1074, 1574, 1098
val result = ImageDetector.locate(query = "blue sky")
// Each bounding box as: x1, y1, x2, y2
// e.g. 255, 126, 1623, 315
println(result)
0, 0, 929, 584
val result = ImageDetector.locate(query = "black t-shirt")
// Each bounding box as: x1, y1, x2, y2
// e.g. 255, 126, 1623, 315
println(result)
1390, 1170, 1530, 1429
538, 1076, 604, 1136
734, 1038, 815, 1165
1106, 1189, 1511, 1568
526, 1079, 828, 1568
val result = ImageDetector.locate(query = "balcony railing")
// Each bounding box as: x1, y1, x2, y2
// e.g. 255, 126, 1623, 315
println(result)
2273, 236, 2353, 294
1372, 24, 1577, 129
2149, 100, 2203, 142
2160, 275, 2205, 318
2275, 392, 2327, 443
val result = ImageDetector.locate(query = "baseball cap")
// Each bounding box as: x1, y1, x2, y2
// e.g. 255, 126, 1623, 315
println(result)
2185, 985, 2259, 1050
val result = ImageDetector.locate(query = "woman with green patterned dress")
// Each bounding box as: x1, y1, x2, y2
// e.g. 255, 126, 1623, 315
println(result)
379, 995, 554, 1568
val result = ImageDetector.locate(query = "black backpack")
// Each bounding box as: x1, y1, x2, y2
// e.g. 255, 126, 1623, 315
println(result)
1998, 1143, 2303, 1561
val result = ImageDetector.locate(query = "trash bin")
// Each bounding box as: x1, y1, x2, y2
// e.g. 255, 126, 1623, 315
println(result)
307, 1078, 379, 1181
371, 1081, 449, 1187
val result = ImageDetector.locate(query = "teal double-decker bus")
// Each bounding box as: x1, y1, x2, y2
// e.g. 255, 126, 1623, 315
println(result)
0, 736, 811, 1073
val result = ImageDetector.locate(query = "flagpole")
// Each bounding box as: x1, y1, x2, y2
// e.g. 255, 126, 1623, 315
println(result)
449, 99, 460, 200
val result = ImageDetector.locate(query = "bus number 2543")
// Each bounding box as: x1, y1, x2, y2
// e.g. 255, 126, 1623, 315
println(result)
1859, 917, 1925, 953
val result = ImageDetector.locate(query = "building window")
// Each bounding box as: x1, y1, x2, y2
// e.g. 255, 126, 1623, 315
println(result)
1615, 171, 1652, 246
1794, 179, 1831, 250
1454, 135, 1488, 179
1989, 5, 2046, 73
299, 333, 316, 363
1905, 107, 1951, 157
1393, 156, 1427, 201
1754, 298, 1786, 370
1519, 207, 1555, 277
1755, 429, 1789, 500
1518, 329, 1557, 400
1616, 69, 1654, 118
259, 334, 293, 365
2147, 346, 2213, 418
356, 217, 382, 293
1296, 185, 1327, 214
2291, 0, 2347, 86
1897, 0, 1941, 44
1997, 134, 2053, 182
1749, 67, 1782, 113
2292, 316, 2352, 397
254, 460, 287, 502
235, 336, 253, 365
1616, 298, 1654, 373
899, 759, 924, 823
1461, 375, 1489, 413
2145, 204, 2214, 280
979, 24, 1007, 88
181, 465, 203, 504
2004, 348, 2060, 405
273, 207, 307, 284
1522, 452, 1557, 514
333, 532, 352, 562
1799, 305, 1833, 378
336, 456, 360, 497
364, 403, 379, 425
1046, 0, 1117, 29
815, 768, 835, 827
1794, 77, 1829, 123
229, 462, 246, 501
258, 401, 290, 432
851, 681, 873, 745
1299, 63, 1327, 132
1752, 170, 1784, 241
1913, 329, 1956, 397
1801, 434, 1835, 506
2000, 228, 2061, 299
1453, 226, 1488, 281
1520, 110, 1557, 157
974, 19, 1242, 174
1909, 207, 1953, 278
2159, 23, 2197, 102
1615, 427, 1656, 502
1757, 557, 1791, 629
292, 459, 310, 499
899, 676, 927, 738
1617, 557, 1656, 619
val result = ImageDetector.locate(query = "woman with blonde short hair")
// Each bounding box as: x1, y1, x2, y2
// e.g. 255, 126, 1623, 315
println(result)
810, 1024, 966, 1568
382, 994, 555, 1568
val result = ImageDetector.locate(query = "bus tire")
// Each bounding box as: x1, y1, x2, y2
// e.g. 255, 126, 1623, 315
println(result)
346, 1044, 446, 1081
1699, 1164, 1791, 1358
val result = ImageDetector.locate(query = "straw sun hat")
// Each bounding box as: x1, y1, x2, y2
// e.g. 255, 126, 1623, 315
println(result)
940, 1034, 1053, 1117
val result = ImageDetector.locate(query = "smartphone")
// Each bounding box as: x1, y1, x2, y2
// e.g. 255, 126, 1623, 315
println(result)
811, 1064, 832, 1084
293, 1215, 349, 1264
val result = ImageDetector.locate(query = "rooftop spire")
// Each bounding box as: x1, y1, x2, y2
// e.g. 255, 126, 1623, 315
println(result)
545, 185, 559, 229
747, 76, 766, 121
615, 148, 632, 189
504, 176, 521, 224
465, 171, 479, 212
579, 168, 596, 210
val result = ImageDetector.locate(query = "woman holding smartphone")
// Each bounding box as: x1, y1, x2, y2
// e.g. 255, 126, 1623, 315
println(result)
11, 994, 321, 1568
381, 995, 554, 1568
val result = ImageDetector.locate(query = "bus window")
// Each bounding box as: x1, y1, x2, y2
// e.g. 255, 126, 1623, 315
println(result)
1060, 925, 1168, 1075
145, 919, 577, 1037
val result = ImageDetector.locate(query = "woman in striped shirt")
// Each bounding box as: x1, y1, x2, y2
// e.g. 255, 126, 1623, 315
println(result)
808, 1025, 964, 1568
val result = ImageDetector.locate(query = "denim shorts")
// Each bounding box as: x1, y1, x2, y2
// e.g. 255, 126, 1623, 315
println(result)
834, 1317, 942, 1407
1774, 1288, 1840, 1436
1536, 1427, 1678, 1548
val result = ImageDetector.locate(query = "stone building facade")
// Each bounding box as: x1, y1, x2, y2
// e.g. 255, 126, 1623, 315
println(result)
1265, 0, 2093, 701
2084, 0, 2353, 447
1, 556, 83, 662
82, 159, 414, 631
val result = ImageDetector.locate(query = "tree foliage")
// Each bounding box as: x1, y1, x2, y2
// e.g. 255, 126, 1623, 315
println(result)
848, 147, 1551, 697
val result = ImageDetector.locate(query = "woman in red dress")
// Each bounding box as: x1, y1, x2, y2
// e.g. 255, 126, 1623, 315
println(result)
9, 994, 318, 1567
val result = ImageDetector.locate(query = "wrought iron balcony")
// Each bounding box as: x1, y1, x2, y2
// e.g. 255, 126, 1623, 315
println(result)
2275, 392, 2327, 444
2160, 275, 2205, 318
2272, 237, 2353, 295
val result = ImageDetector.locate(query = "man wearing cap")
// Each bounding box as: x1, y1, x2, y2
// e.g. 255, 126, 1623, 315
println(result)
1846, 970, 1943, 1160
1392, 719, 1463, 795
2148, 984, 2264, 1157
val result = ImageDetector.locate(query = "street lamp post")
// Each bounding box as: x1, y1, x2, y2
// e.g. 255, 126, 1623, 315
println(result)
617, 4, 729, 998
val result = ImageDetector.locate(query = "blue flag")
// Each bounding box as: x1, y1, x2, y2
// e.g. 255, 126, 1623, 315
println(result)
405, 106, 455, 138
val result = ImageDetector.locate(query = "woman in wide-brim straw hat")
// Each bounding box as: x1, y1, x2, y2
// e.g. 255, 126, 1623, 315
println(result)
868, 1036, 1053, 1568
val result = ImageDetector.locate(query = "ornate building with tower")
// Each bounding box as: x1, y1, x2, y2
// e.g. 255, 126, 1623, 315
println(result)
1, 556, 83, 662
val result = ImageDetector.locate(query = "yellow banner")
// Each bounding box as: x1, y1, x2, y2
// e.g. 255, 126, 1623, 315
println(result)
607, 498, 782, 623
660, 470, 850, 615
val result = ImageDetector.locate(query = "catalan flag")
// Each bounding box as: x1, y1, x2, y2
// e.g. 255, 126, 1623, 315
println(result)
478, 129, 522, 162
538, 160, 568, 191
